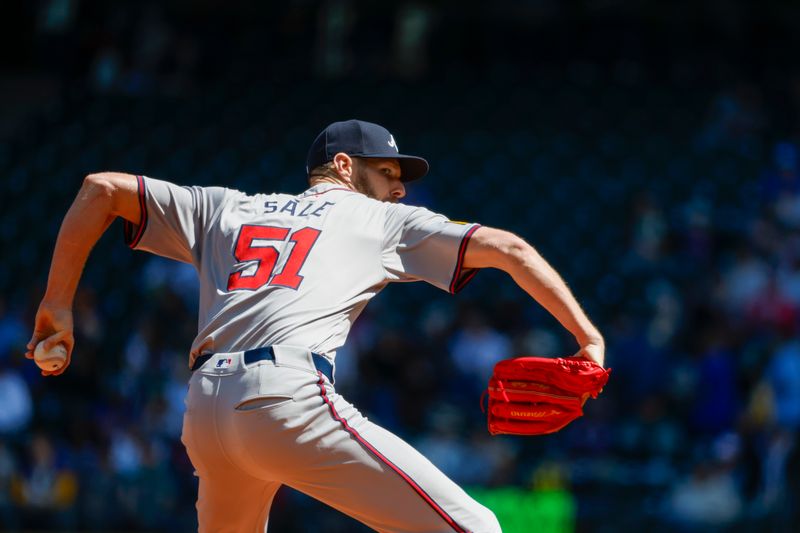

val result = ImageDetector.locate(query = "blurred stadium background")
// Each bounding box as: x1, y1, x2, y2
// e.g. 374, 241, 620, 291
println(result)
1, 0, 799, 531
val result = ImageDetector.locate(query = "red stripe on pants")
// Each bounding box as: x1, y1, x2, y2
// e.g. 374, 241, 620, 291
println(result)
315, 373, 468, 533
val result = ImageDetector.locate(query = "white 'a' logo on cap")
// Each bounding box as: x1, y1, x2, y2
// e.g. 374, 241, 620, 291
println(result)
388, 135, 398, 151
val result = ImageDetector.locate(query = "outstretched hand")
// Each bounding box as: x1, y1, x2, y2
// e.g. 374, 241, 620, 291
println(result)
26, 303, 74, 376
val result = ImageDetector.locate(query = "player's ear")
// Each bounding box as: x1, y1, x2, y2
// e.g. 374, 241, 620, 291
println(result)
332, 153, 354, 181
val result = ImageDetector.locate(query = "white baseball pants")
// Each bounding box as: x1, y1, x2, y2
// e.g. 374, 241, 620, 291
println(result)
181, 346, 501, 533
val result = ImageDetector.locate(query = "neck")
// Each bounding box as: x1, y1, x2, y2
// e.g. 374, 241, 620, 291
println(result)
310, 177, 352, 190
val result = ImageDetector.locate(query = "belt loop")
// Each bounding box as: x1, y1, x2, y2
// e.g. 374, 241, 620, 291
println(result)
271, 345, 315, 371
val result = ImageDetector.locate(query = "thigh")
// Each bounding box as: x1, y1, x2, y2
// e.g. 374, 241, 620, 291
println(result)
194, 468, 281, 533
183, 374, 282, 532
277, 377, 500, 533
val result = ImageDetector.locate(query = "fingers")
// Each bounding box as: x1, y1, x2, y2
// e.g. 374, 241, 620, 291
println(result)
26, 303, 75, 376
38, 354, 71, 377
25, 331, 74, 377
42, 330, 73, 352
26, 332, 43, 353
41, 367, 68, 377
28, 331, 74, 357
25, 333, 43, 360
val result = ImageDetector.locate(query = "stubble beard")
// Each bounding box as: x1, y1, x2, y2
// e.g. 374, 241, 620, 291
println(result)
351, 165, 384, 201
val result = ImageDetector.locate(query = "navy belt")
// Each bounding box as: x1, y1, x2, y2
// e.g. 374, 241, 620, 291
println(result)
191, 346, 334, 383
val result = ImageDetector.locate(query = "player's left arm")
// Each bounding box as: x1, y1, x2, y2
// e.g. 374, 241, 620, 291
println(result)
26, 172, 142, 375
462, 226, 605, 367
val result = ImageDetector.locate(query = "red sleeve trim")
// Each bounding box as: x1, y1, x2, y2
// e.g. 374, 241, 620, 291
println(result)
449, 224, 481, 294
123, 175, 148, 249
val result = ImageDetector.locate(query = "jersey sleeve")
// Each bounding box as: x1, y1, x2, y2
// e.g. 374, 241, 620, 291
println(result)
382, 203, 481, 293
122, 175, 230, 265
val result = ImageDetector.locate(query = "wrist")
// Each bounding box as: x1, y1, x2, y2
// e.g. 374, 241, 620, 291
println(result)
576, 332, 604, 347
41, 293, 74, 310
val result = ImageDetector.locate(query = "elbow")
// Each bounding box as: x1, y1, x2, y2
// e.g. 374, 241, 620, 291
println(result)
81, 173, 117, 211
83, 173, 115, 195
496, 233, 533, 271
83, 173, 116, 200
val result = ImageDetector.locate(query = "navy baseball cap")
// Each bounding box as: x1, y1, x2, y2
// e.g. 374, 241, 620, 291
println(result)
306, 120, 429, 182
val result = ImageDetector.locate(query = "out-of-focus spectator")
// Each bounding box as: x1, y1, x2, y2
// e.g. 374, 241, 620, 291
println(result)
747, 277, 797, 334
37, 0, 76, 34
766, 337, 800, 430
314, 0, 356, 78
608, 313, 668, 407
748, 214, 783, 259
681, 194, 715, 265
0, 298, 25, 358
143, 256, 199, 302
646, 279, 682, 349
163, 33, 200, 94
0, 442, 20, 530
774, 190, 800, 229
449, 309, 512, 388
109, 428, 144, 478
159, 357, 191, 438
759, 430, 795, 516
518, 326, 563, 359
668, 460, 742, 527
697, 82, 765, 153
78, 454, 115, 530
0, 365, 33, 436
787, 437, 800, 525
11, 435, 78, 529
690, 329, 739, 435
73, 288, 103, 343
393, 3, 435, 79
125, 437, 178, 530
123, 318, 155, 377
629, 193, 667, 265
332, 308, 379, 391
90, 46, 122, 92
776, 252, 800, 306
760, 141, 800, 203
132, 5, 172, 76
414, 405, 471, 482
719, 248, 770, 314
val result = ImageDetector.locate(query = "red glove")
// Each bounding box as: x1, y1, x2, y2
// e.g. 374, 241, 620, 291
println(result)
483, 356, 610, 436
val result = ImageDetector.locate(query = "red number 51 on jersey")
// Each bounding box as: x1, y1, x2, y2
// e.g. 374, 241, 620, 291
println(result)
227, 225, 322, 291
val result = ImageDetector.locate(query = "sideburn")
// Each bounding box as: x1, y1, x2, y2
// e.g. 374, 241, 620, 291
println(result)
351, 163, 379, 200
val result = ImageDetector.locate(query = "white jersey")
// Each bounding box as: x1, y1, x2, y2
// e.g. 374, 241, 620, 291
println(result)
124, 177, 480, 365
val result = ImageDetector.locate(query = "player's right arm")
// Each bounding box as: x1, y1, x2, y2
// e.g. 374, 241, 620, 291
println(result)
26, 172, 141, 375
462, 227, 605, 367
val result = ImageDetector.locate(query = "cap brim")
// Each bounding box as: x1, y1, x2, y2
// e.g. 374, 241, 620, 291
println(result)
396, 155, 429, 182
358, 153, 429, 182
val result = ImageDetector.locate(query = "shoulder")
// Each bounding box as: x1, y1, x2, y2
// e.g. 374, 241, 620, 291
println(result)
225, 188, 286, 208
384, 202, 446, 227
307, 189, 393, 217
144, 178, 239, 202
339, 197, 441, 227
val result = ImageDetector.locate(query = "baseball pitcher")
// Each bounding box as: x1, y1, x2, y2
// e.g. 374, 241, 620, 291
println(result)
27, 120, 605, 532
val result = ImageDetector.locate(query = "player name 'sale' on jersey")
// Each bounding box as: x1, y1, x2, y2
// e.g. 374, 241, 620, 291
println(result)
123, 177, 480, 365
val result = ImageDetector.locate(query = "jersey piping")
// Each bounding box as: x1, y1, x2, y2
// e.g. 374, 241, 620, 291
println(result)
123, 175, 148, 248
449, 224, 481, 294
